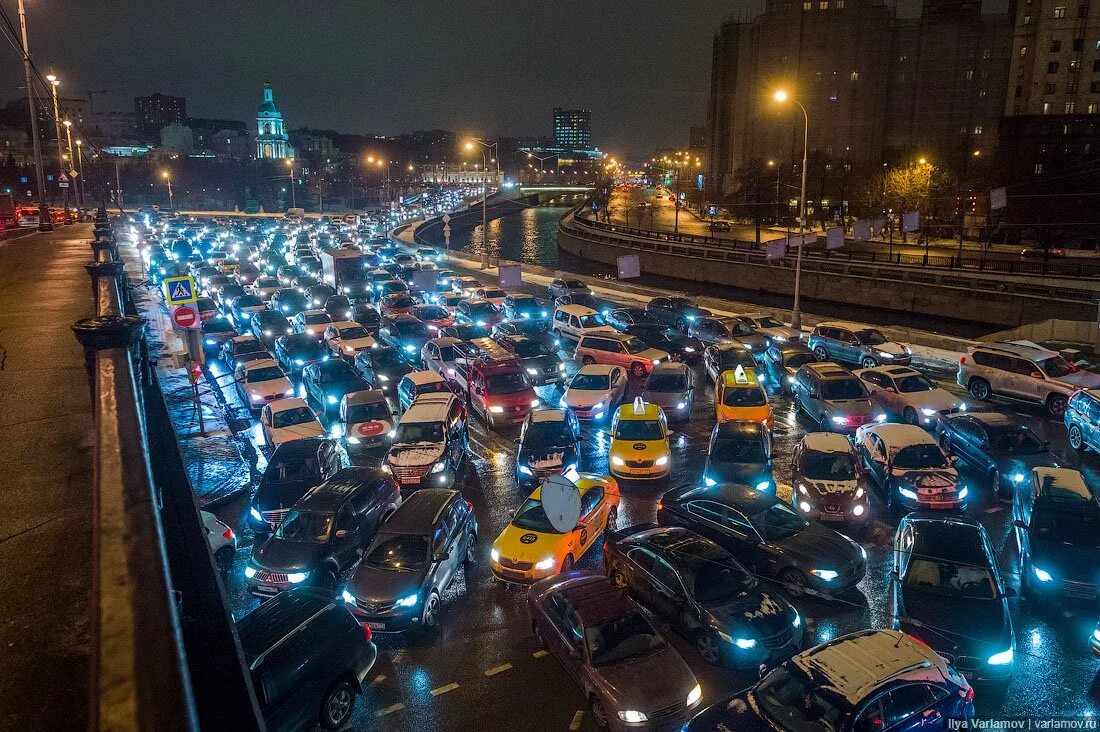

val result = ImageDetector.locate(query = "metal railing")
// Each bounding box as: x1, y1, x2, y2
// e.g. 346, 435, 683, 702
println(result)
71, 209, 264, 731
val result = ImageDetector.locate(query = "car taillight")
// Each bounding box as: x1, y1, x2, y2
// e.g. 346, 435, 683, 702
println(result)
465, 500, 474, 512
959, 356, 966, 364
222, 527, 235, 540
362, 623, 373, 643
907, 633, 930, 648
961, 685, 974, 702
656, 502, 663, 511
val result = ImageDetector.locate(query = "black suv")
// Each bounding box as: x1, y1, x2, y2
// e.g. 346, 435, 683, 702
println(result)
248, 438, 343, 536
246, 467, 401, 598
238, 588, 377, 731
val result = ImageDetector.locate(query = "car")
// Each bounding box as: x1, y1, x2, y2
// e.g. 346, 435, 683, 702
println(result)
235, 358, 294, 412
495, 335, 566, 386
645, 296, 712, 331
609, 399, 672, 481
322, 321, 376, 360
526, 572, 701, 731
473, 286, 508, 308
380, 292, 419, 318
274, 332, 329, 379
251, 310, 295, 349
604, 307, 661, 331
658, 482, 867, 597
715, 366, 773, 429
454, 299, 503, 328
552, 304, 616, 343
229, 294, 267, 328
1065, 388, 1100, 452
641, 361, 694, 425
421, 336, 463, 380
260, 397, 325, 450
245, 466, 400, 598
891, 515, 1015, 683
349, 302, 382, 333
200, 316, 237, 356
809, 321, 912, 368
270, 287, 309, 316
547, 277, 590, 301
708, 220, 732, 232
373, 278, 410, 302
291, 309, 333, 341
337, 389, 395, 456
451, 276, 482, 296
276, 265, 299, 286
958, 341, 1100, 418
1013, 466, 1100, 601
322, 294, 354, 322
306, 284, 338, 310
251, 275, 282, 301
792, 362, 883, 433
193, 296, 220, 322
416, 246, 442, 262
247, 437, 343, 535
430, 292, 465, 311
686, 316, 768, 352
936, 412, 1060, 497
560, 364, 627, 422
574, 332, 669, 379
202, 510, 237, 573
377, 314, 433, 363
342, 489, 478, 633
515, 409, 581, 488
728, 312, 802, 343
491, 473, 620, 582
684, 630, 974, 732
439, 322, 492, 341
396, 370, 460, 412
604, 524, 802, 668
702, 421, 774, 493
384, 392, 468, 489
858, 422, 968, 512
761, 343, 817, 394
410, 304, 454, 332
502, 293, 548, 321
623, 323, 703, 362
220, 333, 268, 368
352, 345, 413, 394
492, 317, 553, 344
792, 432, 869, 528
554, 292, 603, 310
857, 366, 965, 426
702, 342, 756, 383
301, 359, 371, 421
450, 342, 540, 429
236, 588, 378, 731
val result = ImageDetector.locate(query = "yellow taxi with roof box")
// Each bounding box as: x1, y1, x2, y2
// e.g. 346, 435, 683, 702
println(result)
608, 397, 672, 480
715, 365, 773, 430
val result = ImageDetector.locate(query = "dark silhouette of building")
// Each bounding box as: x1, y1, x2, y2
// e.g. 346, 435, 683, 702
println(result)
553, 108, 592, 149
134, 93, 187, 138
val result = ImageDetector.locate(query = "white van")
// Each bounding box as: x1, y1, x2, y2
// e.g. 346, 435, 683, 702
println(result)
551, 304, 615, 345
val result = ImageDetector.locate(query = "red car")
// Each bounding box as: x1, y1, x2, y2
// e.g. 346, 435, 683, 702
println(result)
410, 304, 455, 332
380, 293, 418, 318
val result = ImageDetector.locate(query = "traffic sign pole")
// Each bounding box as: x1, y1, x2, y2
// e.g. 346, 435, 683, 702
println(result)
442, 213, 451, 261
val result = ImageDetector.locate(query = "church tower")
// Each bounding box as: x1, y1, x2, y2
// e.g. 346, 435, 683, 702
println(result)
255, 84, 291, 159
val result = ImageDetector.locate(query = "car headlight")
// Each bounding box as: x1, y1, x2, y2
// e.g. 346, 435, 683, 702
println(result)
251, 393, 263, 401
490, 548, 500, 562
958, 402, 967, 412
489, 405, 504, 414
526, 367, 538, 375
786, 375, 795, 384
772, 335, 787, 343
388, 429, 397, 438
611, 456, 625, 466
534, 557, 555, 571
1033, 565, 1053, 583
810, 569, 839, 581
294, 358, 304, 365
687, 684, 702, 707
244, 566, 257, 578
683, 346, 695, 353
792, 611, 801, 628
855, 487, 864, 498
558, 363, 566, 372
618, 711, 648, 723
518, 465, 534, 476
676, 401, 687, 410
430, 461, 446, 474
395, 593, 419, 608
655, 456, 669, 466
1093, 629, 1100, 642
797, 484, 809, 496
286, 328, 293, 334
798, 501, 812, 513
341, 589, 356, 604
958, 486, 969, 500
346, 436, 361, 444
377, 374, 389, 382
875, 413, 888, 423
264, 330, 273, 336
987, 648, 1014, 666
703, 476, 717, 487
1011, 472, 1026, 485
249, 507, 264, 522
287, 572, 308, 583
831, 416, 848, 425
921, 408, 937, 417
756, 480, 770, 492
898, 486, 918, 500
204, 338, 216, 345
530, 399, 540, 408
476, 320, 486, 327
852, 504, 865, 516
734, 637, 756, 649
326, 395, 338, 405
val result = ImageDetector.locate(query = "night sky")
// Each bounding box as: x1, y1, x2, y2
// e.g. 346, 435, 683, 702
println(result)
2, 0, 750, 158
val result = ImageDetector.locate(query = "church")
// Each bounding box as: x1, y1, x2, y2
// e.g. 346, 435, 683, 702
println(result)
254, 84, 293, 160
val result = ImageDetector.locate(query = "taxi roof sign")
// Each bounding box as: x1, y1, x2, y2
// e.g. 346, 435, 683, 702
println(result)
734, 364, 748, 384
632, 396, 647, 415
163, 275, 197, 305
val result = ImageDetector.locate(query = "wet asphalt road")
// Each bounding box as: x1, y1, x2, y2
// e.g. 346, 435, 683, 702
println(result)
201, 262, 1100, 731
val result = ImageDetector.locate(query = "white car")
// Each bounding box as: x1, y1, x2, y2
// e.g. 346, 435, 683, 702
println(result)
422, 337, 462, 379
259, 397, 325, 449
473, 287, 508, 308
291, 309, 332, 339
323, 321, 377, 359
235, 358, 294, 412
730, 313, 803, 343
250, 276, 281, 301
452, 276, 481, 296
855, 366, 964, 426
560, 364, 628, 421
202, 510, 237, 572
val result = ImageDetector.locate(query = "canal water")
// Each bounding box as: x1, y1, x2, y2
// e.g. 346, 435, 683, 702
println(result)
449, 206, 578, 269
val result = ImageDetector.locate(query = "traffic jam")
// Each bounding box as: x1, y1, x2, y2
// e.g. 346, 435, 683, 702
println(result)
133, 207, 1100, 731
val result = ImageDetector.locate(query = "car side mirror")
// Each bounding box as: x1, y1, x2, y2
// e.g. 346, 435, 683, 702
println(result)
1012, 519, 1028, 531
335, 529, 348, 539
850, 339, 860, 346
885, 386, 897, 393
949, 455, 959, 465
808, 391, 819, 400
434, 550, 450, 562
1031, 371, 1045, 380
665, 428, 673, 438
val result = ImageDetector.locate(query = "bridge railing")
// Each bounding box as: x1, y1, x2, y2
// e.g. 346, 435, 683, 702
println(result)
72, 209, 264, 731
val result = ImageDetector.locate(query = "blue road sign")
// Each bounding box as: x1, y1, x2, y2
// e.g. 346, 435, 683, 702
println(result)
163, 275, 197, 305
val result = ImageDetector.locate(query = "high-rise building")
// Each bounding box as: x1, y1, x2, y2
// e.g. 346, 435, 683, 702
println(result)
134, 93, 187, 137
553, 108, 592, 149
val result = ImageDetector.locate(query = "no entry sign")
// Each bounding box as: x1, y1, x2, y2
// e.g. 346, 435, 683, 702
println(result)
171, 303, 200, 330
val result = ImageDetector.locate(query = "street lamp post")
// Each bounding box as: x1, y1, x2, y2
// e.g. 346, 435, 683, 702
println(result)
63, 119, 76, 209
162, 170, 173, 211
767, 160, 780, 225
75, 140, 86, 206
774, 90, 809, 331
466, 140, 494, 261
285, 158, 296, 209
46, 74, 69, 223
18, 0, 49, 230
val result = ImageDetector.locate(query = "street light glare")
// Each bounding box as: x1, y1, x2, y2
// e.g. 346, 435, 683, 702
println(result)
465, 142, 474, 150
774, 89, 789, 102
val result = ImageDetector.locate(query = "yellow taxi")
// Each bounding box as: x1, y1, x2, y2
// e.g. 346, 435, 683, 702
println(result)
608, 397, 672, 481
715, 365, 773, 430
490, 472, 620, 583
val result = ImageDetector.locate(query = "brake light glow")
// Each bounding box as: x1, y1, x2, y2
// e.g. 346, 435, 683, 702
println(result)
961, 685, 974, 702
222, 527, 235, 540
362, 623, 373, 643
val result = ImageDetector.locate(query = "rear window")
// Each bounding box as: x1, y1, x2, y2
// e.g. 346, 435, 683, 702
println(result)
822, 378, 867, 400
722, 386, 767, 407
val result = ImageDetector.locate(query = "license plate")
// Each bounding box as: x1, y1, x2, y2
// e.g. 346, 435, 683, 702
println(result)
259, 584, 277, 594
819, 513, 843, 521
926, 500, 954, 509
403, 476, 421, 485
366, 621, 385, 631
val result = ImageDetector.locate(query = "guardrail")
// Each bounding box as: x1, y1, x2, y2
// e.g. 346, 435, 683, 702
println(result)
565, 207, 1099, 304
71, 209, 263, 731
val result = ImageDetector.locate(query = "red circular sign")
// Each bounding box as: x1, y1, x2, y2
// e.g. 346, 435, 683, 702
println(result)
172, 306, 197, 328
357, 421, 386, 437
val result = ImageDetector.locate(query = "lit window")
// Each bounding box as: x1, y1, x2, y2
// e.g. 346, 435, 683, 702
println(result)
803, 1, 812, 9
974, 125, 984, 135
850, 70, 859, 81
1089, 103, 1099, 114
1053, 5, 1066, 17
1023, 13, 1031, 23
1019, 45, 1028, 56
1065, 101, 1076, 113
965, 69, 974, 80
1035, 163, 1044, 174
1043, 102, 1054, 114
836, 0, 845, 7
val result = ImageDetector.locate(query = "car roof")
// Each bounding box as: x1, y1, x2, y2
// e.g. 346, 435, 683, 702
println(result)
329, 320, 360, 330
803, 362, 855, 379
343, 388, 387, 405
1032, 467, 1094, 503
268, 436, 331, 459
802, 432, 855, 453
237, 588, 337, 665
903, 515, 988, 565
401, 392, 455, 422
556, 304, 598, 315
719, 367, 761, 388
711, 342, 752, 354
671, 482, 776, 514
576, 364, 617, 376
245, 358, 280, 372
583, 331, 629, 342
864, 423, 935, 446
649, 361, 689, 376
299, 466, 390, 511
427, 337, 462, 347
269, 397, 309, 412
712, 420, 767, 440
815, 320, 876, 331
554, 574, 637, 626
615, 399, 663, 421
380, 489, 458, 534
531, 409, 569, 423
404, 369, 445, 385
953, 412, 1020, 429
972, 340, 1060, 359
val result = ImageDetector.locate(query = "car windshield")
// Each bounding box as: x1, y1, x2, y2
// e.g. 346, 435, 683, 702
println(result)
481, 289, 506, 299
712, 437, 767, 463
564, 280, 585, 289
856, 329, 888, 346
752, 502, 808, 542
395, 322, 430, 339
578, 313, 606, 328
1038, 355, 1077, 378
905, 557, 996, 599
302, 313, 329, 325
204, 319, 234, 334
822, 379, 867, 400
266, 455, 318, 482
347, 402, 389, 422
291, 340, 325, 358
892, 443, 948, 469
237, 295, 263, 308
727, 322, 755, 336
893, 374, 935, 393
373, 348, 404, 368
571, 373, 610, 391
784, 353, 817, 368
513, 340, 551, 358
585, 610, 666, 667
272, 407, 315, 428
394, 421, 444, 444
247, 366, 284, 382
757, 317, 785, 328
1032, 507, 1100, 548
614, 419, 664, 441
512, 498, 558, 533
623, 337, 651, 354
718, 348, 749, 367
802, 450, 857, 480
487, 372, 531, 394
989, 428, 1046, 455
647, 372, 688, 392
339, 326, 370, 340
723, 385, 767, 407
684, 557, 756, 603
367, 534, 429, 569
415, 306, 448, 320
468, 303, 497, 317
388, 297, 416, 308
753, 665, 845, 732
526, 421, 574, 449
276, 510, 332, 543
256, 277, 279, 287
452, 325, 488, 339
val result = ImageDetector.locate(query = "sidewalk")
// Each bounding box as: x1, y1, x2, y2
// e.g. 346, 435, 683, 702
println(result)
0, 224, 94, 731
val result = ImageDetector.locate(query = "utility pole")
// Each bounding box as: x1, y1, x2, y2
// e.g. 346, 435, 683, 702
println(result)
19, 0, 50, 231
75, 139, 85, 205
63, 119, 76, 208
46, 75, 69, 223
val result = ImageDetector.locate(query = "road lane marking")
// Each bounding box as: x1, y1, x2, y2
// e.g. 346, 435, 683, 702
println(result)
431, 682, 460, 696
532, 649, 549, 658
484, 662, 513, 677
569, 710, 585, 730
375, 703, 405, 717
371, 674, 386, 685
985, 506, 1003, 513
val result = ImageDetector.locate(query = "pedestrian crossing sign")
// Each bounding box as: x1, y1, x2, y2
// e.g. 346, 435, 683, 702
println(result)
163, 275, 197, 305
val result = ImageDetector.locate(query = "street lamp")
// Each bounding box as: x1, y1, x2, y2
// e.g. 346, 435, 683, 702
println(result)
75, 139, 85, 207
161, 170, 173, 211
773, 89, 810, 330
285, 158, 296, 209
767, 160, 780, 225
46, 74, 70, 222
62, 119, 76, 208
466, 139, 496, 256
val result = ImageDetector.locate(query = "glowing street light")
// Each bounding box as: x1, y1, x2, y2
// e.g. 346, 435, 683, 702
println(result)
773, 88, 810, 330
161, 169, 174, 211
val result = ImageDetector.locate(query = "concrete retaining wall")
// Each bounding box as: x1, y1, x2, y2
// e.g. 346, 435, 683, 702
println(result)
985, 319, 1100, 348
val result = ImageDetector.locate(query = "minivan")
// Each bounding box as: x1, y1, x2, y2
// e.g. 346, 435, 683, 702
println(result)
551, 304, 615, 343
574, 331, 669, 378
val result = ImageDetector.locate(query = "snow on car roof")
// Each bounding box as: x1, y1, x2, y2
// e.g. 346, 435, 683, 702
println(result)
576, 364, 617, 376
343, 389, 387, 405
864, 423, 934, 446
1033, 467, 1092, 502
405, 369, 445, 386
244, 358, 280, 372
268, 397, 308, 412
329, 320, 359, 330
402, 392, 455, 423
802, 432, 854, 453
531, 409, 568, 423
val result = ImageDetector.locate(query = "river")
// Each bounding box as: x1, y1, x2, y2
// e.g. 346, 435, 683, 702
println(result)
447, 205, 574, 268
